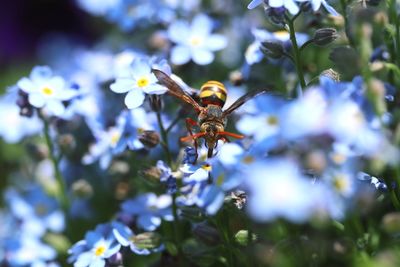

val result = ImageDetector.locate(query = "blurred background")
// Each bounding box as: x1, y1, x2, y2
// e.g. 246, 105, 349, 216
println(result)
0, 0, 102, 90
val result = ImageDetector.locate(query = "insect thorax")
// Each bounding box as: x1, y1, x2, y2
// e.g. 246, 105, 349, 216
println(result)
198, 105, 226, 126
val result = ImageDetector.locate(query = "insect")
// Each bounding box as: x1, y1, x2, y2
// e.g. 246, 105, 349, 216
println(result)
152, 69, 268, 160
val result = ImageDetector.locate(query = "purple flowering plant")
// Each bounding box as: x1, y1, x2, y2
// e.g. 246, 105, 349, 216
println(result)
1, 0, 400, 266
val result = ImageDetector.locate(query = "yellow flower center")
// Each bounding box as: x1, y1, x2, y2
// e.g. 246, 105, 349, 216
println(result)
266, 116, 279, 126
333, 174, 349, 193
274, 31, 289, 39
94, 245, 106, 256
110, 131, 121, 146
41, 87, 54, 96
242, 156, 254, 164
190, 36, 203, 47
35, 204, 48, 216
137, 77, 150, 88
201, 164, 212, 172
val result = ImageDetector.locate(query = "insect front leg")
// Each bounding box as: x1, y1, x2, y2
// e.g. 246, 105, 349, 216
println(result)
185, 117, 200, 161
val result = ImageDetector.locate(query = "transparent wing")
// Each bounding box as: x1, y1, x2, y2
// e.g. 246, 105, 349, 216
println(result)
152, 69, 203, 112
222, 89, 268, 116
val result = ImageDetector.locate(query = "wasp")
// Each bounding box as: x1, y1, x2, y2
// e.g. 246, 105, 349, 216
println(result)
152, 69, 268, 160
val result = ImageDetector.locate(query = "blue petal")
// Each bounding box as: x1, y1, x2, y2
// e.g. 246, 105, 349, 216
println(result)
191, 14, 213, 36
168, 20, 190, 44
322, 1, 339, 16
124, 89, 145, 109
247, 0, 263, 9
206, 35, 227, 51
28, 93, 46, 108
192, 49, 214, 65
170, 46, 191, 65
30, 66, 53, 81
110, 79, 134, 94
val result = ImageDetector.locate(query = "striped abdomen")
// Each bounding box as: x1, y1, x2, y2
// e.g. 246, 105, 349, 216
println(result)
199, 81, 227, 107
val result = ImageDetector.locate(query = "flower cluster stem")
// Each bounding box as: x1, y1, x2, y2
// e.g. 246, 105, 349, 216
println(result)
41, 115, 69, 212
156, 111, 172, 166
286, 14, 306, 90
155, 110, 183, 263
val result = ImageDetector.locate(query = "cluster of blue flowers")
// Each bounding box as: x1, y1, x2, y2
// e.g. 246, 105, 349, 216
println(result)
1, 0, 399, 266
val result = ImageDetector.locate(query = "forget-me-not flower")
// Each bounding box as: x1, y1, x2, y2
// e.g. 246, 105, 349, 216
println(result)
247, 0, 300, 15
247, 0, 338, 16
167, 14, 227, 65
17, 66, 78, 116
112, 221, 163, 255
245, 28, 308, 65
0, 89, 43, 143
68, 223, 121, 267
110, 57, 168, 109
120, 193, 173, 231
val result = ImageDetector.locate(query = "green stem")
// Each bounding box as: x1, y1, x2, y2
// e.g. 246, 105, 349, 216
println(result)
340, 0, 355, 47
299, 39, 314, 52
155, 111, 184, 264
388, 0, 400, 66
285, 14, 306, 90
166, 115, 181, 134
216, 210, 235, 267
156, 111, 172, 166
41, 114, 69, 212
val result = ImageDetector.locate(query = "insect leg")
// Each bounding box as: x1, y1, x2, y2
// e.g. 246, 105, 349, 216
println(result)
218, 131, 244, 139
185, 118, 199, 159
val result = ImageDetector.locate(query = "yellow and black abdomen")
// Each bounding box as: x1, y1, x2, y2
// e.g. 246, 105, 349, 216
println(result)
199, 81, 227, 107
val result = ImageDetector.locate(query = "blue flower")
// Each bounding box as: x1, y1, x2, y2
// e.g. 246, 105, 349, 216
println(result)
157, 161, 177, 194
236, 94, 286, 153
120, 193, 173, 231
68, 223, 121, 267
244, 158, 316, 222
247, 0, 339, 15
0, 88, 43, 143
178, 149, 245, 215
6, 186, 65, 237
17, 66, 78, 116
307, 0, 339, 16
112, 221, 163, 255
245, 28, 308, 65
82, 107, 157, 169
110, 57, 168, 109
6, 235, 57, 266
248, 0, 300, 15
167, 14, 227, 65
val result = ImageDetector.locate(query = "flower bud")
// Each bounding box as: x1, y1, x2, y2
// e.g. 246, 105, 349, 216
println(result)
300, 2, 312, 12
313, 28, 338, 46
58, 134, 76, 154
149, 95, 163, 112
229, 190, 247, 209
235, 230, 257, 246
260, 41, 285, 59
264, 7, 285, 25
71, 179, 93, 198
229, 70, 244, 86
192, 222, 221, 246
382, 212, 400, 234
26, 143, 48, 161
179, 206, 205, 222
139, 130, 160, 148
17, 90, 34, 117
366, 0, 381, 6
108, 252, 124, 267
140, 166, 162, 182
132, 232, 162, 250
320, 69, 341, 82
